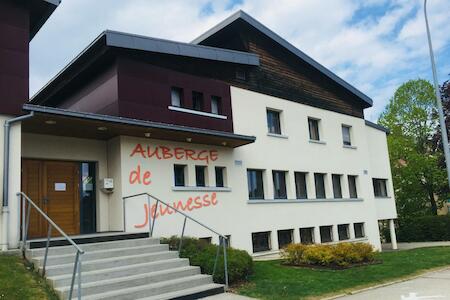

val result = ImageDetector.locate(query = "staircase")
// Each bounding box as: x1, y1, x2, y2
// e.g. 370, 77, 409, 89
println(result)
25, 234, 224, 299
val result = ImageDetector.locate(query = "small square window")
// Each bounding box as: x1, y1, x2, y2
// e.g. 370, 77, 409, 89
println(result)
332, 174, 342, 199
252, 231, 271, 252
308, 118, 320, 141
273, 170, 287, 199
338, 224, 350, 240
348, 175, 358, 198
373, 178, 388, 197
247, 169, 265, 200
171, 87, 183, 107
295, 172, 308, 199
211, 96, 221, 114
342, 125, 352, 146
174, 165, 186, 187
215, 167, 225, 187
267, 110, 282, 135
320, 226, 333, 243
195, 166, 207, 187
199, 237, 212, 244
314, 173, 326, 199
300, 227, 314, 244
354, 223, 365, 238
277, 229, 293, 249
192, 91, 204, 111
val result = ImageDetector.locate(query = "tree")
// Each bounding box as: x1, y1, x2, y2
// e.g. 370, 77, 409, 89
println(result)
379, 79, 449, 217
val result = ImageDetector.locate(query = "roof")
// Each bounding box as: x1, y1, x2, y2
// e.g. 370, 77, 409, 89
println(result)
192, 10, 373, 107
22, 104, 256, 147
30, 0, 61, 40
365, 120, 390, 134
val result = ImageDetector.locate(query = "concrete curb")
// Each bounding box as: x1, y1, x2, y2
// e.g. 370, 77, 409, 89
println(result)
321, 266, 450, 300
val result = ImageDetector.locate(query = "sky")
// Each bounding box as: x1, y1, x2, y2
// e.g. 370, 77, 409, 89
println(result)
30, 0, 450, 121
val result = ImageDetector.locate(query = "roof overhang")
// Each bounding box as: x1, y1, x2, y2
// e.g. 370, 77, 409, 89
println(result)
30, 0, 60, 40
365, 120, 390, 134
21, 104, 256, 147
192, 10, 373, 108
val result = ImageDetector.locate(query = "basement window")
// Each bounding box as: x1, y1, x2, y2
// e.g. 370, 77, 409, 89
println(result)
354, 223, 365, 238
252, 231, 271, 252
320, 226, 333, 243
300, 227, 314, 244
277, 229, 293, 249
338, 224, 350, 240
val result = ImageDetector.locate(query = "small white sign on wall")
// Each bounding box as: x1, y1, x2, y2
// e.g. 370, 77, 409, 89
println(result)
54, 183, 67, 192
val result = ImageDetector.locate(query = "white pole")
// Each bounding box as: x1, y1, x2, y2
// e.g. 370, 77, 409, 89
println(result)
424, 0, 450, 188
389, 219, 398, 250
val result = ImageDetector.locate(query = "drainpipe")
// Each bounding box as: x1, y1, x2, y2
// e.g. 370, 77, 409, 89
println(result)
1, 112, 34, 251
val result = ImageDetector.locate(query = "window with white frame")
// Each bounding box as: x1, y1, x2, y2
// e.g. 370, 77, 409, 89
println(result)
342, 125, 352, 146
267, 109, 282, 134
314, 173, 326, 199
273, 170, 287, 199
295, 172, 308, 199
300, 227, 314, 244
338, 224, 350, 240
252, 231, 271, 252
320, 225, 333, 243
211, 96, 221, 114
348, 175, 358, 198
308, 118, 320, 141
373, 178, 388, 197
171, 87, 183, 107
354, 223, 365, 238
332, 174, 343, 199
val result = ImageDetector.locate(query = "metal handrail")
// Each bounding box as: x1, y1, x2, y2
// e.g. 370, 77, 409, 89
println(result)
123, 192, 229, 288
17, 192, 84, 300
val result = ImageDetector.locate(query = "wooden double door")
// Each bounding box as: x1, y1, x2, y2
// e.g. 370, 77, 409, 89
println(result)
22, 159, 80, 238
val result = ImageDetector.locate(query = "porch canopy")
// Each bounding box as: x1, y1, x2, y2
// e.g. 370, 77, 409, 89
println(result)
21, 104, 256, 147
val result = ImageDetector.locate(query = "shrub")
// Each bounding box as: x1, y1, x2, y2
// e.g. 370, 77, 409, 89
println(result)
281, 242, 375, 268
160, 236, 253, 284
382, 216, 450, 242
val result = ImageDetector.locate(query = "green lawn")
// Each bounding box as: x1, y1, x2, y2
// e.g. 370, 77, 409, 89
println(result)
0, 255, 58, 300
236, 247, 450, 300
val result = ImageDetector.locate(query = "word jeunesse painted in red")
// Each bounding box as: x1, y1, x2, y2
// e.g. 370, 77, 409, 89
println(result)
130, 144, 219, 164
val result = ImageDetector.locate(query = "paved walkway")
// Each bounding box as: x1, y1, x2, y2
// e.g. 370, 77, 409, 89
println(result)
335, 268, 450, 300
382, 241, 450, 251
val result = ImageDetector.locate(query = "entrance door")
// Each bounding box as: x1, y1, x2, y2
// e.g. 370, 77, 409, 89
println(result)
22, 160, 80, 238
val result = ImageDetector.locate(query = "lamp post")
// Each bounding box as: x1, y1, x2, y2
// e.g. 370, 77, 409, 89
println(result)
424, 0, 450, 188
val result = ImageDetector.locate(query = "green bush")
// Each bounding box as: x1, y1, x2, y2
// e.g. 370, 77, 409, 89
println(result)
388, 216, 450, 242
160, 236, 253, 284
281, 242, 376, 267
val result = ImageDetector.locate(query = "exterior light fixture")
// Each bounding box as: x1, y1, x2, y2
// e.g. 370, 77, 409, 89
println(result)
222, 142, 227, 146
144, 132, 151, 138
45, 120, 56, 125
186, 137, 192, 142
97, 126, 108, 131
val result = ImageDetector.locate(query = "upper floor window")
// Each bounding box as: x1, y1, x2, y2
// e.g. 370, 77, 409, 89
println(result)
294, 172, 308, 199
192, 91, 204, 111
215, 167, 225, 187
314, 173, 326, 199
342, 125, 352, 146
174, 164, 186, 187
267, 109, 281, 135
348, 175, 358, 198
272, 170, 287, 199
247, 169, 264, 199
211, 96, 221, 114
332, 174, 343, 199
171, 87, 183, 107
373, 178, 388, 197
308, 118, 320, 141
195, 166, 207, 187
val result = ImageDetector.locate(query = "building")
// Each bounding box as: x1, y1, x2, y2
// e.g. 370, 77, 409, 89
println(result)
1, 3, 398, 257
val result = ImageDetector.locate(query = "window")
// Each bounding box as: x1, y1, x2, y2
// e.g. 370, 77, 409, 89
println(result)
247, 169, 264, 199
314, 173, 326, 199
354, 223, 365, 238
171, 87, 183, 107
308, 118, 320, 141
342, 125, 352, 146
373, 178, 388, 197
272, 171, 287, 199
211, 96, 221, 114
277, 229, 293, 249
195, 166, 207, 187
267, 110, 281, 134
300, 227, 314, 244
252, 231, 271, 252
199, 237, 212, 244
174, 165, 186, 187
215, 167, 225, 187
348, 175, 358, 198
295, 172, 308, 199
236, 69, 246, 80
192, 91, 204, 111
80, 162, 96, 234
332, 174, 342, 199
338, 224, 350, 240
320, 226, 333, 243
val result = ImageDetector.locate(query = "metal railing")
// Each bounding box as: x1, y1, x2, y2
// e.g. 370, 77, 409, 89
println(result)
123, 192, 229, 288
17, 192, 84, 300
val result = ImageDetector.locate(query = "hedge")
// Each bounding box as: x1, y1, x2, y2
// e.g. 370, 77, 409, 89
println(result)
385, 216, 450, 242
160, 236, 253, 284
281, 242, 375, 268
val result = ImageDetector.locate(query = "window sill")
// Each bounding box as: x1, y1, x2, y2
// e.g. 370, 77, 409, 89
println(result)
343, 145, 357, 150
168, 106, 227, 119
267, 133, 288, 139
172, 186, 232, 192
309, 139, 326, 145
247, 198, 363, 204
375, 196, 391, 199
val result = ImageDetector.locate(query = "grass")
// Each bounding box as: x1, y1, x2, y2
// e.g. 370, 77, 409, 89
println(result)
236, 247, 450, 300
0, 255, 58, 300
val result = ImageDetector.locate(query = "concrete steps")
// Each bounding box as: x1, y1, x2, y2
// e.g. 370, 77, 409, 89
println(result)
26, 236, 224, 299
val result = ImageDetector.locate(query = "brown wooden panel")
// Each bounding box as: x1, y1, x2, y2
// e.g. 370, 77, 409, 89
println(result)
22, 160, 44, 238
